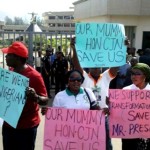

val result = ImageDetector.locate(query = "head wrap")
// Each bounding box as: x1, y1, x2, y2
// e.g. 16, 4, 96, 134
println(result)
132, 63, 150, 82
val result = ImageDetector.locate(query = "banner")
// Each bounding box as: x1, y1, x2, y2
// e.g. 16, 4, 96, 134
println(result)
109, 89, 150, 138
0, 67, 29, 128
75, 23, 126, 68
44, 107, 106, 150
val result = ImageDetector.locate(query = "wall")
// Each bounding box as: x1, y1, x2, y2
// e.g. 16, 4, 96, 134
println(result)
73, 0, 150, 49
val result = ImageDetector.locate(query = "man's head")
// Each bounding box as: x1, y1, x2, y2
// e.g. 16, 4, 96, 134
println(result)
130, 57, 138, 67
46, 49, 51, 56
56, 51, 64, 59
1, 41, 28, 67
144, 48, 150, 55
127, 47, 136, 56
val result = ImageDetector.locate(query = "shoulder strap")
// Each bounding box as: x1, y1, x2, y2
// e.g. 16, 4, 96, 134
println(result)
84, 88, 100, 110
84, 88, 92, 108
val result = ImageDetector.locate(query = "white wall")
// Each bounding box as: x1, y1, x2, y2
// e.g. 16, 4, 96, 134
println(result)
74, 0, 150, 18
73, 0, 150, 49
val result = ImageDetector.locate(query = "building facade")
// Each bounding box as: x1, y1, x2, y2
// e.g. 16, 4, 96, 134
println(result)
0, 11, 75, 34
42, 11, 75, 33
73, 0, 150, 50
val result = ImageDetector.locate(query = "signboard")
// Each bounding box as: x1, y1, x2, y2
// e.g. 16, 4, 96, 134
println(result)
109, 89, 150, 138
44, 107, 106, 150
0, 67, 29, 128
75, 23, 126, 68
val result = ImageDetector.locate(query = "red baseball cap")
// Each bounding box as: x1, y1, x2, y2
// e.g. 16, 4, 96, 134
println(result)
1, 41, 28, 58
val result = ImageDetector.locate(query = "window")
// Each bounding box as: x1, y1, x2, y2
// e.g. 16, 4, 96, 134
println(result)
71, 16, 74, 19
49, 16, 55, 19
57, 16, 63, 19
71, 23, 75, 27
49, 23, 55, 27
64, 23, 70, 27
57, 23, 63, 27
64, 16, 70, 19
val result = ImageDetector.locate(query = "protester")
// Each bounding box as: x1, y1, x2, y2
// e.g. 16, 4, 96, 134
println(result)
52, 51, 68, 94
53, 69, 100, 110
1, 41, 49, 150
139, 48, 150, 67
116, 55, 131, 89
70, 37, 119, 150
123, 56, 138, 87
70, 35, 131, 150
137, 49, 144, 57
42, 49, 52, 98
122, 63, 150, 150
49, 48, 56, 85
127, 47, 136, 62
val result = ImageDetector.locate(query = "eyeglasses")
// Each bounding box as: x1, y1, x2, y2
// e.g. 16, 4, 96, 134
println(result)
131, 72, 143, 76
69, 77, 82, 82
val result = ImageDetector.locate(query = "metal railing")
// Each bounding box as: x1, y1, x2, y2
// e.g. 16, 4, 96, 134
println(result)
0, 31, 75, 68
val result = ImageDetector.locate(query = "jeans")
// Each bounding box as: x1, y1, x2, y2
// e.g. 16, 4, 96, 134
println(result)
106, 116, 113, 150
2, 125, 38, 150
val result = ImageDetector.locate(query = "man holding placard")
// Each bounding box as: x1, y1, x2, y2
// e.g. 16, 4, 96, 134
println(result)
71, 37, 116, 150
1, 41, 49, 150
71, 22, 129, 150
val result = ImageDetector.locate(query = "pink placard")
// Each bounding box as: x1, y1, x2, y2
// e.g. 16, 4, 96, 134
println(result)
109, 89, 150, 138
44, 107, 106, 150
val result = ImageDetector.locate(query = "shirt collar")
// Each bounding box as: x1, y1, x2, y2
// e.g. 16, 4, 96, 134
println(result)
66, 87, 83, 96
132, 83, 150, 89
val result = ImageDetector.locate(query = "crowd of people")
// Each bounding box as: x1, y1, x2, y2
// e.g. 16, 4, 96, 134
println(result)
0, 37, 150, 150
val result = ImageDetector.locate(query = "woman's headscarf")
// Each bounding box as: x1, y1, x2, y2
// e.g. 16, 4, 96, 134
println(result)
132, 63, 150, 82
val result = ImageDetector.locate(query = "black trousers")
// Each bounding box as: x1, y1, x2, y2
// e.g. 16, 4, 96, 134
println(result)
2, 125, 38, 150
55, 74, 66, 94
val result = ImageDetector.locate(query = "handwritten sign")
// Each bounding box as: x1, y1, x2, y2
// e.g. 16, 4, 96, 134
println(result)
0, 67, 29, 128
75, 23, 126, 68
44, 107, 105, 150
109, 89, 150, 138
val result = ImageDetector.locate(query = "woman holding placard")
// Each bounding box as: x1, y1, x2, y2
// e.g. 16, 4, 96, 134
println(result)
122, 63, 150, 150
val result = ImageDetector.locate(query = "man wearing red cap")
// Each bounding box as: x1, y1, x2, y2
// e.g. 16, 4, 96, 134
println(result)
1, 41, 49, 150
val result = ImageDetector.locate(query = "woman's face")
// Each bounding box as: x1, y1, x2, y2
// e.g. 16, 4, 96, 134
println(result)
131, 69, 146, 88
68, 72, 82, 92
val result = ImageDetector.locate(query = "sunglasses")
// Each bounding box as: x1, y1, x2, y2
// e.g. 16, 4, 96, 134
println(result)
131, 72, 143, 76
69, 77, 82, 82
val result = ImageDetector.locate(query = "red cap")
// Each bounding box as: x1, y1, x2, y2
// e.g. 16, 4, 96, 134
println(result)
1, 41, 28, 58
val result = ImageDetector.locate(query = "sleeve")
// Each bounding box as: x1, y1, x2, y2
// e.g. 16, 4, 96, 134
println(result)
52, 94, 61, 107
30, 74, 47, 97
102, 69, 114, 97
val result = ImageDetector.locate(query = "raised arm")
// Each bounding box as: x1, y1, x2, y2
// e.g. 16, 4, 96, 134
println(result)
70, 37, 83, 73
